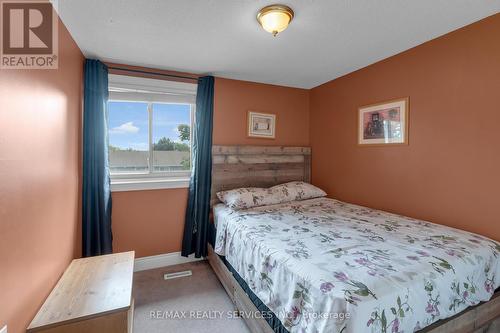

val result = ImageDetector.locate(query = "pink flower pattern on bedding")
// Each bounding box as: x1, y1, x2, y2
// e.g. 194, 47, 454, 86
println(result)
213, 198, 500, 333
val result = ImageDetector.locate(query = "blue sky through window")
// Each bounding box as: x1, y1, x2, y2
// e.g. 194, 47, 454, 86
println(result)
152, 103, 191, 145
108, 101, 190, 151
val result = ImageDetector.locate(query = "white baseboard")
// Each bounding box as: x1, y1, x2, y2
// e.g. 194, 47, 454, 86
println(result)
134, 251, 204, 272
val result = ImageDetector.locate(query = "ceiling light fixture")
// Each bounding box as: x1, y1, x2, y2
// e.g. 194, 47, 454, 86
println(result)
257, 4, 294, 37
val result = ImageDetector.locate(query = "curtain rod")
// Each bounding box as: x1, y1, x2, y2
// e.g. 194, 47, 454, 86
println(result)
107, 66, 200, 82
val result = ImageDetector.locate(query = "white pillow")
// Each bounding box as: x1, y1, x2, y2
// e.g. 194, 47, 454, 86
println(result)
217, 181, 326, 210
216, 187, 274, 210
271, 181, 327, 202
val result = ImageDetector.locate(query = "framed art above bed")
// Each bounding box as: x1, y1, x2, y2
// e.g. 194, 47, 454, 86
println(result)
248, 111, 276, 139
358, 97, 409, 146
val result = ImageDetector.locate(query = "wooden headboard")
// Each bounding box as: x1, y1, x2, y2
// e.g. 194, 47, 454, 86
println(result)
211, 145, 311, 205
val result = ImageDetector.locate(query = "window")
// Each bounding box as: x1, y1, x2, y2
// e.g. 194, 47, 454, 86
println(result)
107, 74, 196, 191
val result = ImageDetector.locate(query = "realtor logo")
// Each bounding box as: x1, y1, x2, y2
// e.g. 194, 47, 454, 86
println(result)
1, 0, 58, 69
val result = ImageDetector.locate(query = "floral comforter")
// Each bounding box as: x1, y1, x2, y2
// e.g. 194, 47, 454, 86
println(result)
214, 198, 500, 333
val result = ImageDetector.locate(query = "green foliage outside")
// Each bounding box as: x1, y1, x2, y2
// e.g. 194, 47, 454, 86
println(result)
177, 124, 190, 142
110, 124, 191, 152
110, 123, 191, 169
153, 137, 189, 151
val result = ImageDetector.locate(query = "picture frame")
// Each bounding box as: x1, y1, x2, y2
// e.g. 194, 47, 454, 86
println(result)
358, 97, 409, 146
247, 111, 276, 139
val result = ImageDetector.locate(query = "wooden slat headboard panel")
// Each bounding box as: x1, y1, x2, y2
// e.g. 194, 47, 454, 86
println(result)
211, 145, 311, 205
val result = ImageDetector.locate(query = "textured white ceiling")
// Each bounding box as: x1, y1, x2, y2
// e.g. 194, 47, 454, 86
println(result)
55, 0, 500, 89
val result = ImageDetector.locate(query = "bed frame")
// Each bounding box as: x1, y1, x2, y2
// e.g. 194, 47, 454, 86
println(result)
208, 145, 500, 333
211, 145, 311, 206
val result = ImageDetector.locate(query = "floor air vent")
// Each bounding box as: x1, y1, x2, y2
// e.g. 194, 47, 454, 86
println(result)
164, 270, 192, 280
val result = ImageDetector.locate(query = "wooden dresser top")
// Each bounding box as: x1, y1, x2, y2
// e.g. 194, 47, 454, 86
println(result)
27, 251, 135, 332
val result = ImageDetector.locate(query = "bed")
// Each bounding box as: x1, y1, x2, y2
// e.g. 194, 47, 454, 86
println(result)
208, 145, 500, 333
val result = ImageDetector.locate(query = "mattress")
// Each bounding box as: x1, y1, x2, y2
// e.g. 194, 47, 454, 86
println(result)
213, 198, 500, 333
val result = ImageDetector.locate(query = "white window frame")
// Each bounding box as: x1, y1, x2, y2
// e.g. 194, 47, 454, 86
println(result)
107, 74, 196, 192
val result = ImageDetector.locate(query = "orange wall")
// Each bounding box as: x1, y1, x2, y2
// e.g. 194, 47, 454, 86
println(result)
111, 77, 310, 258
213, 77, 309, 146
310, 14, 500, 241
112, 189, 188, 257
0, 19, 84, 333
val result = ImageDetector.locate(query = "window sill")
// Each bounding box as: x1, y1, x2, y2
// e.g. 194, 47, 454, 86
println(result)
110, 177, 190, 192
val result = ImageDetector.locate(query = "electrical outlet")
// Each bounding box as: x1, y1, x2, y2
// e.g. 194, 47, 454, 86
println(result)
0, 325, 7, 333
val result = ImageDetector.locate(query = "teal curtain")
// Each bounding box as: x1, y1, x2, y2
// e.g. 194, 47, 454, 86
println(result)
82, 59, 112, 257
182, 76, 214, 258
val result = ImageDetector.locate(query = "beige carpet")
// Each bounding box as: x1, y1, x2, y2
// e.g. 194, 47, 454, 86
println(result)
133, 260, 251, 333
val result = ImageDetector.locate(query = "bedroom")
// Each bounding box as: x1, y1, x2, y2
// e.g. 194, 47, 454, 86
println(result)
0, 1, 499, 333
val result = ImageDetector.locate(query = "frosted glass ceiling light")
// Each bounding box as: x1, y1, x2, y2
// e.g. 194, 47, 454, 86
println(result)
257, 4, 294, 36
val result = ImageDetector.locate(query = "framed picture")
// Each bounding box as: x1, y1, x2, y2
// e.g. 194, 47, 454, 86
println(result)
248, 111, 276, 139
358, 97, 409, 145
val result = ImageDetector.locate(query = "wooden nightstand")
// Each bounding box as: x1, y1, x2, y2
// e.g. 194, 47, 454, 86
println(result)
27, 251, 135, 333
